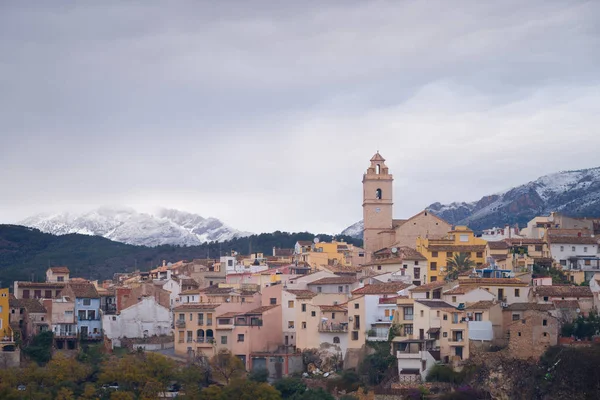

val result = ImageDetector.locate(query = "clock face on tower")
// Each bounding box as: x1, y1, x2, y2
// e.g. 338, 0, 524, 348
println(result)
375, 207, 381, 213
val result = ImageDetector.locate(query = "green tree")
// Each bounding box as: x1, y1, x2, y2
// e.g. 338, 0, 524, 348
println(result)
248, 368, 269, 383
221, 379, 282, 400
21, 331, 54, 365
273, 377, 306, 398
445, 253, 475, 281
295, 388, 335, 400
210, 350, 245, 384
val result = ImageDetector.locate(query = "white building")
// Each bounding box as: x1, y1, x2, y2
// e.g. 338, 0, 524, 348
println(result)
103, 297, 171, 343
548, 235, 599, 269
480, 225, 523, 242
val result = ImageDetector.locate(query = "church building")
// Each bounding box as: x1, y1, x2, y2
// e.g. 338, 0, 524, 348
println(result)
362, 152, 452, 263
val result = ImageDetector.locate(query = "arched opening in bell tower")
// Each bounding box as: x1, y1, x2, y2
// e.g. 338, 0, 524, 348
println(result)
375, 188, 382, 199
375, 164, 381, 174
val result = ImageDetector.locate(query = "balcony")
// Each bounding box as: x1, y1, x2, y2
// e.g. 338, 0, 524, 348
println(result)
55, 331, 77, 339
373, 315, 393, 324
101, 304, 117, 315
367, 328, 389, 341
176, 320, 186, 328
196, 338, 216, 346
318, 323, 348, 333
448, 334, 465, 345
235, 320, 263, 327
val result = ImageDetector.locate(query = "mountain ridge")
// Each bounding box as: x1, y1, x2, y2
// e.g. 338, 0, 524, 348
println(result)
342, 166, 600, 237
18, 207, 251, 247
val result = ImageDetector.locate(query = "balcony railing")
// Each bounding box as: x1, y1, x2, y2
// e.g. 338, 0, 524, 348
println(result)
235, 320, 263, 327
318, 323, 348, 333
176, 320, 186, 328
196, 338, 215, 344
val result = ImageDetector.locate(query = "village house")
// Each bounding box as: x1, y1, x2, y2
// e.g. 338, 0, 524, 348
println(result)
9, 297, 48, 342
13, 281, 65, 300
305, 276, 360, 296
442, 285, 496, 307
43, 296, 78, 350
529, 284, 594, 318
464, 300, 504, 345
454, 278, 530, 305
61, 282, 102, 340
0, 288, 14, 347
504, 304, 559, 359
416, 226, 487, 283
363, 246, 428, 286
46, 266, 70, 283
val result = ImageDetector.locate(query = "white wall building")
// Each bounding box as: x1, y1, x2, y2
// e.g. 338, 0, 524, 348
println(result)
103, 297, 171, 342
549, 237, 600, 269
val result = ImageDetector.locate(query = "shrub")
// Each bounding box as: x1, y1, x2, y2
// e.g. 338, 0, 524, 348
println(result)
248, 368, 269, 383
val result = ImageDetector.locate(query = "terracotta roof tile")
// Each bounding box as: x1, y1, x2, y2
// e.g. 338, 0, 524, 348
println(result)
459, 278, 528, 286
505, 303, 555, 311
533, 285, 593, 298
547, 235, 599, 245
16, 282, 66, 289
307, 277, 357, 285
217, 312, 239, 318
13, 298, 47, 313
49, 266, 70, 274
239, 305, 279, 315
173, 303, 220, 311
297, 241, 313, 246
284, 289, 318, 299
352, 282, 412, 295
409, 281, 446, 292
443, 286, 477, 295
552, 300, 580, 309
465, 300, 496, 310
427, 245, 486, 252
180, 289, 202, 295
415, 300, 456, 309
319, 305, 347, 312
66, 283, 99, 299
487, 241, 509, 250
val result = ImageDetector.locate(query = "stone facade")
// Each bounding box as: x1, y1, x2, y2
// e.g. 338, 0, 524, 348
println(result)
507, 309, 558, 359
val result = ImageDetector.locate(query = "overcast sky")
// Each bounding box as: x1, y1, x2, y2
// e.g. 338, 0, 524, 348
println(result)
1, 1, 599, 234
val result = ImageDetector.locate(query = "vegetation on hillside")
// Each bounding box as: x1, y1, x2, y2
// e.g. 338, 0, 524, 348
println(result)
0, 225, 361, 285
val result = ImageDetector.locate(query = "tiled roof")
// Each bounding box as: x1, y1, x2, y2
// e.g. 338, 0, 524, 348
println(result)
380, 295, 407, 304
274, 248, 294, 257
505, 303, 555, 311
285, 289, 318, 299
16, 282, 66, 288
533, 285, 593, 298
459, 278, 528, 286
217, 312, 239, 318
465, 300, 496, 310
505, 238, 546, 245
428, 245, 486, 252
199, 286, 234, 295
392, 219, 408, 228
409, 281, 446, 292
552, 300, 580, 309
415, 300, 456, 309
297, 241, 313, 246
13, 298, 47, 313
240, 305, 279, 315
307, 277, 357, 285
548, 235, 599, 245
49, 266, 70, 274
181, 279, 199, 287
319, 305, 347, 312
487, 241, 509, 250
180, 289, 201, 295
173, 303, 220, 311
443, 286, 477, 295
67, 283, 99, 299
372, 247, 427, 262
352, 282, 412, 295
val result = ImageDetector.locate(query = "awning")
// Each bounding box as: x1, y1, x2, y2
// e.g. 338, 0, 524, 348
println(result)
427, 328, 440, 333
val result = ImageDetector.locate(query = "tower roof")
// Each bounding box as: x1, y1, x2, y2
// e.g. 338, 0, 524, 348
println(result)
370, 152, 385, 162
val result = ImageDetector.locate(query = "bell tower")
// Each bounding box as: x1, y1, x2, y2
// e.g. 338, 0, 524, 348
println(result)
362, 152, 393, 262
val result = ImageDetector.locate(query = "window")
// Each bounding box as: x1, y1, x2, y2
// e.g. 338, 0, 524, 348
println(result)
572, 246, 576, 252
83, 299, 91, 306
270, 298, 276, 305
288, 300, 294, 308
585, 259, 591, 266
377, 265, 382, 270
44, 290, 52, 298
405, 324, 413, 335
443, 332, 448, 338
301, 304, 306, 312
432, 251, 438, 258
237, 334, 244, 342
375, 188, 382, 199
584, 247, 588, 253
198, 313, 204, 325
354, 303, 359, 309
288, 321, 295, 329
446, 252, 453, 257
404, 307, 413, 320
430, 276, 437, 282
87, 310, 95, 320
22, 290, 30, 299
430, 262, 437, 271
34, 290, 41, 298
333, 337, 340, 344
459, 234, 468, 242
301, 322, 306, 329
221, 336, 227, 344
452, 296, 457, 303
475, 313, 482, 321
179, 313, 185, 321
414, 268, 420, 279
351, 331, 359, 340
317, 287, 322, 293
543, 332, 548, 337
338, 286, 343, 293
518, 332, 521, 337
187, 331, 193, 343
543, 296, 549, 302
207, 313, 213, 326
515, 289, 520, 297
512, 314, 520, 321
311, 311, 316, 317
57, 276, 64, 282
560, 246, 564, 252
443, 314, 448, 321
375, 164, 380, 174
420, 310, 424, 317
414, 261, 419, 266
543, 319, 547, 326
560, 260, 567, 266
535, 245, 543, 252
476, 252, 483, 258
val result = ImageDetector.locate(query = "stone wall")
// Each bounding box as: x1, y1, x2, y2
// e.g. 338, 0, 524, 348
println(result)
0, 349, 21, 368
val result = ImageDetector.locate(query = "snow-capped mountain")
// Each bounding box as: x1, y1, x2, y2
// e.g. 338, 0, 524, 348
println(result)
428, 167, 600, 231
18, 207, 251, 247
341, 166, 600, 236
341, 220, 363, 239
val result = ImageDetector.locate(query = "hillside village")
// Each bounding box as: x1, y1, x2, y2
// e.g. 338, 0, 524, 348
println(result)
2, 153, 600, 393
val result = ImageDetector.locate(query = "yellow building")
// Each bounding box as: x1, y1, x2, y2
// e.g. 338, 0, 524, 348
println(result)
0, 288, 14, 344
295, 240, 362, 270
416, 226, 487, 283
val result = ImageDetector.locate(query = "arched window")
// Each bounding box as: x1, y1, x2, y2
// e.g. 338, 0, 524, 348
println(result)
333, 337, 340, 344
375, 188, 382, 199
375, 164, 381, 174
197, 329, 205, 342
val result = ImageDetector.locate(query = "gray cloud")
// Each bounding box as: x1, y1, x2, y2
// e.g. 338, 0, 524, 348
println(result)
1, 0, 599, 233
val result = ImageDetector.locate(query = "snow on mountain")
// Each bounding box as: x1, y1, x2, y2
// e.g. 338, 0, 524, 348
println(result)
341, 166, 600, 235
18, 207, 251, 247
341, 220, 363, 239
428, 166, 600, 231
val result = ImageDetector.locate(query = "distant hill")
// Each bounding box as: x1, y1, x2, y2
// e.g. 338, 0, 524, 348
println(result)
342, 166, 600, 236
0, 225, 361, 286
18, 206, 251, 247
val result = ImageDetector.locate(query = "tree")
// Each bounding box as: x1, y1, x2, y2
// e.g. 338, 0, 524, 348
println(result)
199, 385, 226, 400
248, 368, 269, 383
295, 388, 335, 400
221, 379, 282, 400
210, 350, 245, 384
55, 387, 75, 400
445, 253, 475, 281
21, 331, 54, 364
273, 377, 306, 398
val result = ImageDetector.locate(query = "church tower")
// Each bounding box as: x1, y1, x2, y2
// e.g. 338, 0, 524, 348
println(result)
362, 152, 393, 263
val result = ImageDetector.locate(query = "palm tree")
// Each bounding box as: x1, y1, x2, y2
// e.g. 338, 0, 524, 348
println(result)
445, 252, 476, 281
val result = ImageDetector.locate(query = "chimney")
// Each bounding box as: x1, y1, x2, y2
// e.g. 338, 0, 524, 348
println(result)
163, 260, 166, 267
273, 246, 276, 257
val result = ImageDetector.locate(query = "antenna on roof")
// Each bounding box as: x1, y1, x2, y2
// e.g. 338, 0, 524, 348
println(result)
391, 247, 398, 254
314, 238, 320, 244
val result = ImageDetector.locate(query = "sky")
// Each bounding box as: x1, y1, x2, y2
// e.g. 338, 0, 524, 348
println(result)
1, 0, 599, 234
